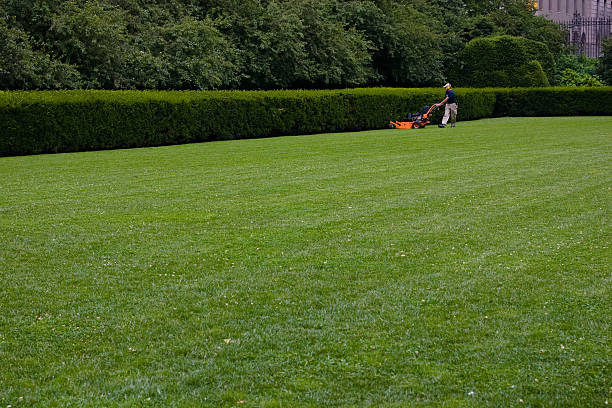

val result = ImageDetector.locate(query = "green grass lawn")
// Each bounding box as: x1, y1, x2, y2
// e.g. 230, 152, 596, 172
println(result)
0, 117, 610, 407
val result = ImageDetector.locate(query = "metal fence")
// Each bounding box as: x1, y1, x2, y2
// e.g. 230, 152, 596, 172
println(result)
559, 13, 612, 57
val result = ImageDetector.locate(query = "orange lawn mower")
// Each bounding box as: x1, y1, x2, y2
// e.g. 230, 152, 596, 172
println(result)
388, 104, 439, 129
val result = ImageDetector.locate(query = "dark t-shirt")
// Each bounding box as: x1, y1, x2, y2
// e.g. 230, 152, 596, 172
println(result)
446, 89, 457, 104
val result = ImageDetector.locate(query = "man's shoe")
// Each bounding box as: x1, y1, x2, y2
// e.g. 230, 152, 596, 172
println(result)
438, 124, 445, 128
451, 124, 455, 128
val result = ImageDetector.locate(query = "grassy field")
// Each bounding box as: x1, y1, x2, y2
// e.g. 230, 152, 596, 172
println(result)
0, 117, 610, 407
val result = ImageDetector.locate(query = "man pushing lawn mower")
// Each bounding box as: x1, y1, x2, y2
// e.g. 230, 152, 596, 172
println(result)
388, 83, 457, 130
436, 83, 458, 128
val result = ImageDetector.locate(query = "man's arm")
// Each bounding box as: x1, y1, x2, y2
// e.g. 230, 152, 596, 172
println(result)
436, 97, 449, 107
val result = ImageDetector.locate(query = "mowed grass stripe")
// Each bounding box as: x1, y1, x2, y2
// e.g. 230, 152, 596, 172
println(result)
0, 117, 610, 407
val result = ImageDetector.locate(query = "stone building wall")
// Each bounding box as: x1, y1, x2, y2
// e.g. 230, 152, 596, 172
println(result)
535, 0, 612, 21
536, 0, 612, 56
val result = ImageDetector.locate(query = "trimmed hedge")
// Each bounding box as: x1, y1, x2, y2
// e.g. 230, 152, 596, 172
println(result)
0, 87, 611, 156
492, 87, 612, 117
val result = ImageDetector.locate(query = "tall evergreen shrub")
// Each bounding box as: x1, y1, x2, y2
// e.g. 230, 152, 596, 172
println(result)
458, 35, 553, 87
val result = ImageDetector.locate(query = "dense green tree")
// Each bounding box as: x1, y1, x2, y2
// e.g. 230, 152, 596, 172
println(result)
463, 0, 533, 15
151, 17, 237, 89
458, 15, 497, 42
339, 1, 444, 86
0, 13, 80, 89
117, 48, 170, 89
47, 1, 129, 88
212, 1, 310, 89
380, 4, 444, 86
212, 0, 377, 89
0, 0, 577, 90
0, 0, 64, 41
522, 15, 565, 56
291, 0, 376, 87
487, 1, 564, 55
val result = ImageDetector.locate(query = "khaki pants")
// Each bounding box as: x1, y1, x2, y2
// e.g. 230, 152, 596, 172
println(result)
442, 103, 457, 126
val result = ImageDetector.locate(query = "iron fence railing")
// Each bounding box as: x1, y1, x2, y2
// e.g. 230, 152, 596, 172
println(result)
559, 12, 612, 57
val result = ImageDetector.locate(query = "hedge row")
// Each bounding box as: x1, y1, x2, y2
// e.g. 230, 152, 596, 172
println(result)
1, 87, 611, 156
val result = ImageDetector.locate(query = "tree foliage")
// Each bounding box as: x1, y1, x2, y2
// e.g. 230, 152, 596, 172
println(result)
0, 0, 574, 90
0, 11, 80, 89
48, 1, 128, 88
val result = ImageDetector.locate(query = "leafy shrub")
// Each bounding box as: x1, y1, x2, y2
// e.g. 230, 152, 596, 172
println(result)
558, 69, 604, 87
556, 53, 599, 76
597, 37, 612, 85
554, 53, 603, 87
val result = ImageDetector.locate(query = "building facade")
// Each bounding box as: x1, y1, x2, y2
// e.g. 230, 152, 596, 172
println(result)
536, 0, 611, 21
535, 0, 612, 56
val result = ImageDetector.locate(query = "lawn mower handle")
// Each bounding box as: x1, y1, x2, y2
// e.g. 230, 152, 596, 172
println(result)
427, 104, 439, 115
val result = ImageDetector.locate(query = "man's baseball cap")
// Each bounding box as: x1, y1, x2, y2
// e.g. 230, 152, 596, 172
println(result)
444, 83, 451, 88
